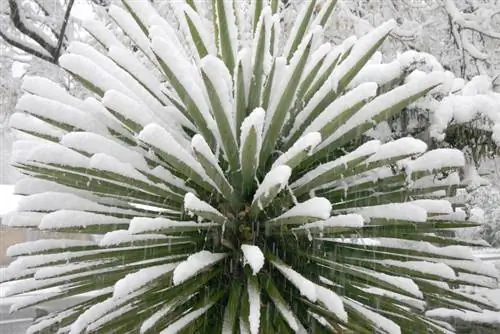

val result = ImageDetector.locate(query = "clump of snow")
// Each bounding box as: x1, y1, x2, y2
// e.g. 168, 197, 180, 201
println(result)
240, 108, 265, 164
39, 210, 129, 230
14, 141, 89, 167
271, 260, 316, 302
410, 200, 453, 215
366, 137, 427, 163
241, 245, 265, 275
426, 308, 500, 324
330, 20, 396, 93
380, 260, 456, 280
344, 298, 401, 334
299, 214, 364, 230
252, 165, 292, 207
403, 148, 465, 174
272, 132, 322, 169
276, 197, 332, 220
113, 263, 178, 298
200, 55, 235, 133
7, 239, 94, 257
61, 132, 149, 171
10, 113, 65, 140
99, 230, 167, 247
173, 251, 227, 285
184, 192, 224, 218
247, 278, 261, 334
292, 140, 381, 190
315, 285, 348, 322
128, 217, 216, 234
356, 203, 427, 222
191, 134, 219, 170
138, 123, 209, 182
298, 82, 378, 137
0, 185, 20, 216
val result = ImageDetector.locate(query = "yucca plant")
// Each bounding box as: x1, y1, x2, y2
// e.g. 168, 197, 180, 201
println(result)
2, 1, 499, 333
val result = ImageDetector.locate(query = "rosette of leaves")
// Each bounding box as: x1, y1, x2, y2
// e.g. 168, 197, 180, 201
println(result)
2, 1, 498, 333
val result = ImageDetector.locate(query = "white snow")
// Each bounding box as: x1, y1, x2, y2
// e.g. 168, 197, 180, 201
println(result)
128, 217, 217, 234
356, 203, 427, 222
315, 285, 348, 322
323, 73, 445, 151
113, 263, 178, 298
200, 55, 235, 134
184, 192, 224, 219
330, 20, 396, 92
276, 197, 331, 220
99, 230, 167, 247
59, 53, 131, 98
426, 308, 500, 324
82, 19, 121, 48
16, 94, 106, 134
172, 251, 227, 285
241, 245, 265, 275
174, 3, 217, 58
298, 214, 364, 230
270, 260, 316, 302
303, 43, 331, 76
291, 140, 381, 190
297, 82, 378, 138
268, 297, 300, 332
10, 113, 66, 140
191, 134, 220, 171
17, 192, 104, 213
0, 185, 20, 216
102, 90, 155, 129
2, 211, 46, 227
151, 36, 216, 134
271, 132, 321, 169
247, 278, 261, 334
344, 298, 401, 334
13, 141, 89, 167
252, 165, 292, 207
365, 137, 427, 163
410, 200, 453, 215
403, 148, 465, 174
61, 132, 149, 171
240, 108, 265, 162
6, 239, 94, 257
21, 76, 83, 109
109, 5, 154, 61
138, 123, 210, 183
39, 210, 129, 230
89, 153, 150, 184
33, 261, 110, 280
362, 287, 426, 311
379, 260, 456, 280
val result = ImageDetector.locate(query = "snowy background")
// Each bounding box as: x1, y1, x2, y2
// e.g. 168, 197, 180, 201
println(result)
1, 0, 500, 332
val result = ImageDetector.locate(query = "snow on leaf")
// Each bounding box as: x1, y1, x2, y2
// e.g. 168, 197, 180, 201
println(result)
241, 245, 265, 275
315, 284, 348, 322
173, 251, 227, 285
345, 298, 401, 334
270, 260, 316, 302
247, 277, 261, 334
113, 263, 177, 298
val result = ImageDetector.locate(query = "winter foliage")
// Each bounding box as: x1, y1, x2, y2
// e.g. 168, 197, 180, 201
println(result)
1, 0, 500, 333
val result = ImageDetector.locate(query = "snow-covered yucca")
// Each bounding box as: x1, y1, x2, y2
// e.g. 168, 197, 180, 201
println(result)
2, 1, 499, 333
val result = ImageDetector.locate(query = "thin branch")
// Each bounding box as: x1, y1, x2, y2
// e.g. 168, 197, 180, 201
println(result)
0, 29, 54, 62
54, 0, 75, 61
8, 0, 57, 56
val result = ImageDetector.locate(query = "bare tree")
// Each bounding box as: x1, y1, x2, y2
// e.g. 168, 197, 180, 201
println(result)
0, 0, 112, 64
